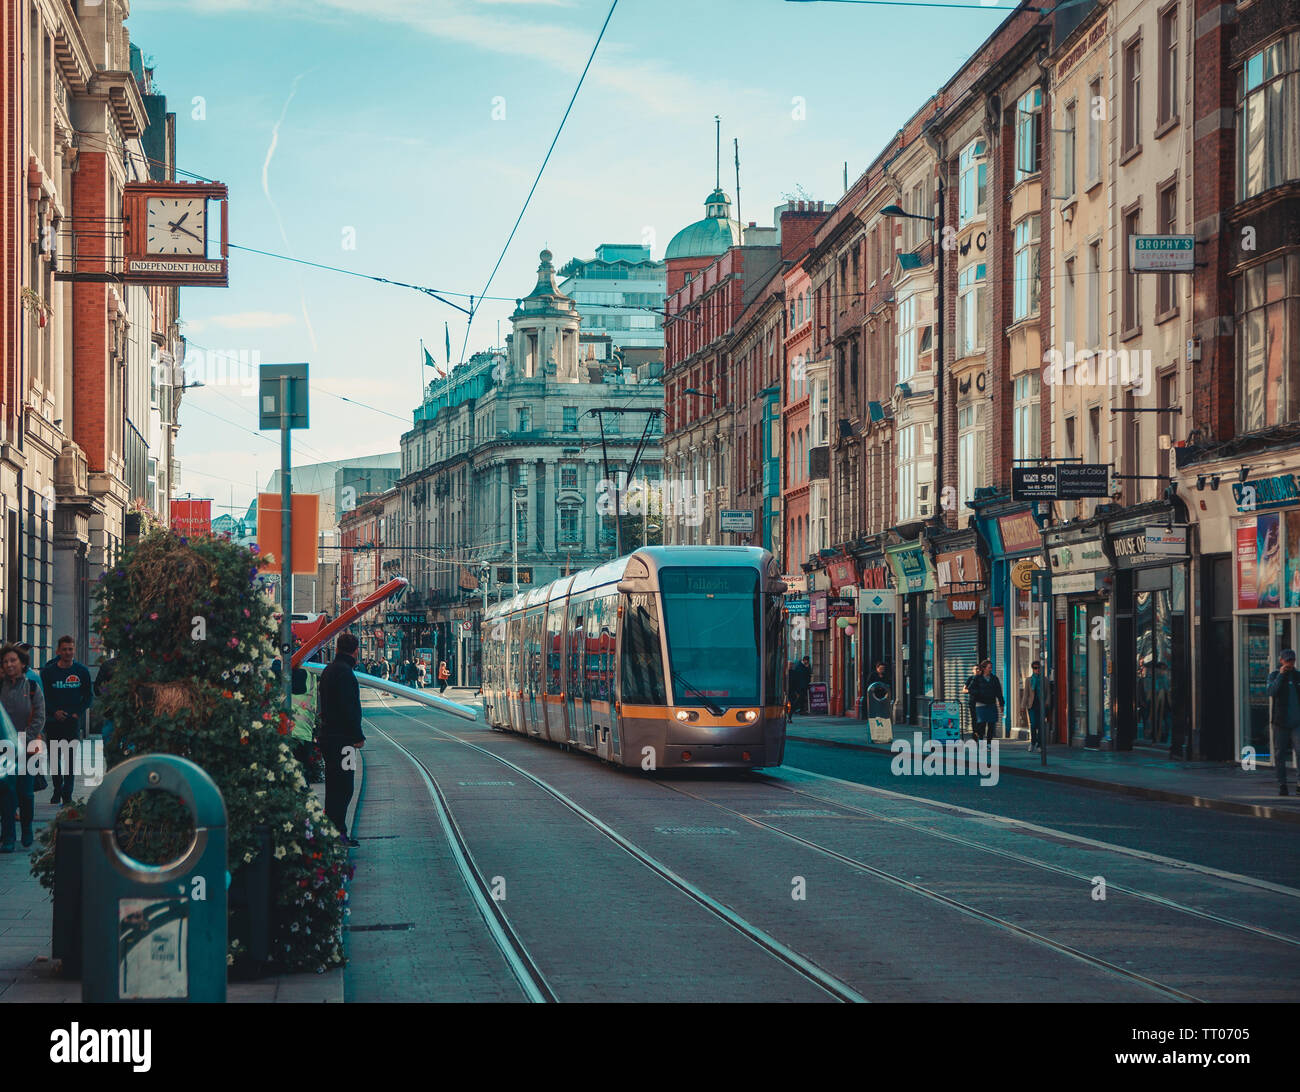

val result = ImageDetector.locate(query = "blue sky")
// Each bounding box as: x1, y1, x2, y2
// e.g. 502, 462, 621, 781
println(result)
127, 0, 1021, 515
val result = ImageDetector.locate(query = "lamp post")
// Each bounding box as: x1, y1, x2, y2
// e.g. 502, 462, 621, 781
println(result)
883, 175, 946, 509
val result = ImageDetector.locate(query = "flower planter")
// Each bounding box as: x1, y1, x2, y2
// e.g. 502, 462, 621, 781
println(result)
51, 818, 83, 978
228, 824, 273, 974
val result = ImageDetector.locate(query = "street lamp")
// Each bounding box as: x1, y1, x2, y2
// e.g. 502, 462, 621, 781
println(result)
883, 177, 946, 510
511, 485, 527, 599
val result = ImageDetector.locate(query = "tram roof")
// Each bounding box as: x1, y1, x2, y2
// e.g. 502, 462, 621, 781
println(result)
484, 546, 772, 618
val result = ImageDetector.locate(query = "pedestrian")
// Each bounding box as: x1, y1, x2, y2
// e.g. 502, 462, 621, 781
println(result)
416, 661, 426, 689
786, 661, 800, 717
0, 644, 44, 850
1266, 648, 1300, 796
437, 660, 450, 693
963, 659, 1005, 743
1022, 660, 1046, 750
317, 632, 364, 847
378, 659, 389, 680
40, 635, 92, 806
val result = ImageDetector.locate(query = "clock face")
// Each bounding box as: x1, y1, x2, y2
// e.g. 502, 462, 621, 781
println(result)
145, 197, 207, 256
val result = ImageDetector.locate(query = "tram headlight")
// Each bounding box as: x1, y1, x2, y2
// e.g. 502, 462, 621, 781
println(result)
737, 709, 758, 723
675, 709, 700, 722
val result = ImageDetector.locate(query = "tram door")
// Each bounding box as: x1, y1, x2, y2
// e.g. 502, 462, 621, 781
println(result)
566, 609, 583, 745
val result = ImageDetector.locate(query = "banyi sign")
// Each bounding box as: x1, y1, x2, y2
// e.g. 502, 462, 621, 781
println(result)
1233, 474, 1300, 514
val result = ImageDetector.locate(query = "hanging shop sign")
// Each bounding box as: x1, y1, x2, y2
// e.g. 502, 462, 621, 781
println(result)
782, 573, 808, 595
1129, 234, 1195, 273
826, 555, 859, 593
858, 589, 898, 614
785, 597, 811, 614
1109, 525, 1190, 568
948, 597, 980, 620
1010, 557, 1043, 591
809, 592, 829, 630
1233, 474, 1300, 514
1011, 466, 1057, 500
997, 510, 1042, 554
827, 597, 856, 620
935, 547, 983, 594
860, 564, 890, 589
1053, 572, 1102, 595
886, 541, 935, 593
720, 509, 755, 533
1049, 538, 1108, 574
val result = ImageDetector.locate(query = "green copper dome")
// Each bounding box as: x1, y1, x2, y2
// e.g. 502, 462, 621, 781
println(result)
665, 187, 742, 260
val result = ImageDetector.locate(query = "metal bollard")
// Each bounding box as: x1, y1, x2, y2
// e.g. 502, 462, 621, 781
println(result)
81, 755, 227, 1003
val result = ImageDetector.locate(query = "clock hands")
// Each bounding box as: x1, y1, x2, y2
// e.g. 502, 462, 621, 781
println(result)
165, 218, 204, 245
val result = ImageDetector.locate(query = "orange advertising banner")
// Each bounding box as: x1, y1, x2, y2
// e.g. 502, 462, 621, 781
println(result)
256, 493, 320, 575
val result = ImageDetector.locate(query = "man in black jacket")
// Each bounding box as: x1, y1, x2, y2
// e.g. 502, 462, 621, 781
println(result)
963, 659, 1005, 743
318, 633, 365, 847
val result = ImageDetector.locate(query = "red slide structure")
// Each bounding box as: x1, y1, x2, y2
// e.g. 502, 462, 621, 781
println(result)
290, 575, 409, 668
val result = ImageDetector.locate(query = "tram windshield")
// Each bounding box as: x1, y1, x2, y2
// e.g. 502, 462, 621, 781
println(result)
659, 567, 761, 707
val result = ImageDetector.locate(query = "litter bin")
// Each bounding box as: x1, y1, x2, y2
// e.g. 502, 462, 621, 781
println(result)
81, 754, 227, 1003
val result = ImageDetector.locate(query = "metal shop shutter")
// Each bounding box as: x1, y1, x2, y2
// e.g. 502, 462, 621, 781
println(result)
940, 620, 980, 735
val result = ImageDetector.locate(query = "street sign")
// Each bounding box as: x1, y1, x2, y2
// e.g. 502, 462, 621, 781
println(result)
1057, 463, 1110, 498
1012, 466, 1057, 500
1130, 234, 1195, 273
719, 509, 755, 533
258, 363, 309, 429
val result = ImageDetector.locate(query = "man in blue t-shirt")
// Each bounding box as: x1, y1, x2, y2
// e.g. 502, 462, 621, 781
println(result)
40, 635, 93, 805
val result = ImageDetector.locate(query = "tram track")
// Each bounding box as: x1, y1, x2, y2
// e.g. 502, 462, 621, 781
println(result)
651, 777, 1206, 1003
371, 694, 869, 1003
758, 770, 1300, 950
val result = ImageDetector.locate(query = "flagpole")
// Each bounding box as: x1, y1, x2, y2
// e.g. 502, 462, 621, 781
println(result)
418, 337, 426, 419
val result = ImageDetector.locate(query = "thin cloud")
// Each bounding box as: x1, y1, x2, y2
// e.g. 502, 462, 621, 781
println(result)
205, 310, 299, 329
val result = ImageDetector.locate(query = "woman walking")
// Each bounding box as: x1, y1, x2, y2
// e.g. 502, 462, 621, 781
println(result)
437, 660, 450, 694
963, 659, 1005, 743
0, 644, 45, 850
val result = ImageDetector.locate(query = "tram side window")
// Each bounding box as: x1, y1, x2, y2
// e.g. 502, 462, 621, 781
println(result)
587, 607, 602, 702
547, 605, 563, 693
508, 617, 521, 690
764, 593, 785, 704
526, 612, 540, 692
601, 593, 618, 702
621, 593, 667, 704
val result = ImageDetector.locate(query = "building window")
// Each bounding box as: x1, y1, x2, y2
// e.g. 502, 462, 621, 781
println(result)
1063, 414, 1077, 460
896, 423, 932, 522
1123, 207, 1141, 334
1013, 373, 1041, 462
1237, 254, 1300, 433
558, 505, 581, 543
1062, 101, 1077, 199
1238, 32, 1300, 200
1157, 180, 1178, 316
1063, 256, 1076, 349
909, 180, 928, 249
957, 263, 987, 356
1013, 216, 1041, 321
1157, 371, 1178, 480
1123, 36, 1142, 155
560, 465, 578, 490
1087, 240, 1102, 346
1087, 405, 1102, 464
562, 405, 578, 432
958, 138, 988, 227
1088, 78, 1103, 185
897, 294, 917, 383
517, 407, 531, 433
958, 405, 980, 510
1158, 4, 1179, 127
1015, 87, 1043, 183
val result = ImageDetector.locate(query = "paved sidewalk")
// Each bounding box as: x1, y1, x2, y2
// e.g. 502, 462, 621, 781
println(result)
786, 713, 1300, 824
0, 752, 362, 1003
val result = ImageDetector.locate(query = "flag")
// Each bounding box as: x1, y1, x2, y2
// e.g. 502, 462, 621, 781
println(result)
423, 344, 443, 377
445, 322, 452, 368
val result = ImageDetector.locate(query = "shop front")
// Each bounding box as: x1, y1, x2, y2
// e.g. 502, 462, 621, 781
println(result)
1231, 472, 1300, 765
933, 535, 986, 736
854, 556, 896, 714
1045, 521, 1111, 747
825, 554, 860, 716
886, 536, 936, 725
783, 571, 811, 668
976, 504, 1047, 738
1105, 504, 1191, 754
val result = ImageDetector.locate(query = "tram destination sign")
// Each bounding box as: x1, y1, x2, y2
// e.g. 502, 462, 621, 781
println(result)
1012, 463, 1109, 500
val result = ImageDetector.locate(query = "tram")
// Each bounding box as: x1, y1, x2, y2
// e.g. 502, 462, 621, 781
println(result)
481, 546, 788, 770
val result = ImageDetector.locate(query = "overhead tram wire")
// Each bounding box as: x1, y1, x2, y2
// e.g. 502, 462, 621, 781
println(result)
458, 0, 620, 368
